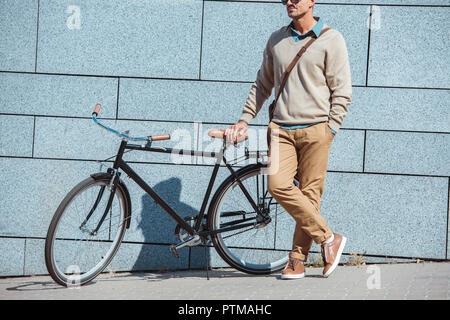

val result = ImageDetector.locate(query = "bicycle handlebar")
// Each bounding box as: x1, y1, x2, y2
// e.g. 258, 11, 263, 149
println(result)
92, 104, 170, 142
93, 104, 101, 116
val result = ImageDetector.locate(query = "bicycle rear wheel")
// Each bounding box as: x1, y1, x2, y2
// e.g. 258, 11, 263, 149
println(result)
207, 164, 297, 274
45, 175, 128, 287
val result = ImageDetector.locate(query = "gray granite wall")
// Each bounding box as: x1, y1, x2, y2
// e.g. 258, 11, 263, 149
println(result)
1, 0, 449, 276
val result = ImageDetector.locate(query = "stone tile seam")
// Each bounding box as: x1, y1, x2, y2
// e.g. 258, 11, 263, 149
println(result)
31, 116, 36, 158
1, 113, 450, 135
1, 70, 450, 90
0, 155, 449, 179
362, 129, 367, 172
328, 169, 450, 180
446, 177, 450, 259
198, 0, 206, 80
1, 233, 447, 261
0, 235, 191, 251
22, 239, 27, 276
33, 0, 40, 73
194, 121, 202, 165
305, 249, 449, 262
365, 5, 372, 87
205, 0, 450, 7
2, 235, 448, 263
115, 77, 120, 120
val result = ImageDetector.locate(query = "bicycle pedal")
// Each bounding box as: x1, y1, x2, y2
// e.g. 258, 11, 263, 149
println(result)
170, 244, 180, 259
170, 235, 201, 259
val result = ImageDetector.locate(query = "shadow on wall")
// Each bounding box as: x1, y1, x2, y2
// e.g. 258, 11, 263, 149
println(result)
132, 177, 207, 271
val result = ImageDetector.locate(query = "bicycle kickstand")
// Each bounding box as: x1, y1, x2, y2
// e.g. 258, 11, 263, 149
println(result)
204, 242, 210, 281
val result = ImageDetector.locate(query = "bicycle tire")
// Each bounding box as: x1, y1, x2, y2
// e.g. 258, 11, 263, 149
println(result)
45, 175, 129, 287
207, 164, 298, 275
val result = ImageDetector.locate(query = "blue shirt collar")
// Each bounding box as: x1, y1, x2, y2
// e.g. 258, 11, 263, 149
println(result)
290, 17, 323, 42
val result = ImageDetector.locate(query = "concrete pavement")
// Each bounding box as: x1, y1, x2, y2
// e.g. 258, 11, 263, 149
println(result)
0, 262, 449, 300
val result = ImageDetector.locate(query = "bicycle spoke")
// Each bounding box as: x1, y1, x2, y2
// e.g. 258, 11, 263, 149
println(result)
208, 166, 293, 274
46, 177, 128, 286
221, 226, 256, 240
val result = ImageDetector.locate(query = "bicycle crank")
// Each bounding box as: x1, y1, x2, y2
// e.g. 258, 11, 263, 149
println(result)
170, 235, 202, 259
174, 216, 204, 242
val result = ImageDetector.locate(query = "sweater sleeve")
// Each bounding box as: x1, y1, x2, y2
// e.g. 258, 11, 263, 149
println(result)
239, 37, 275, 124
325, 32, 352, 134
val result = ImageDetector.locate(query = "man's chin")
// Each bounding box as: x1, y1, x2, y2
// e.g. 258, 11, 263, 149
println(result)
287, 10, 304, 19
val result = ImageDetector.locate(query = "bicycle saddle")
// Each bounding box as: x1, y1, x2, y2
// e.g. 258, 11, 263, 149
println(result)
208, 129, 248, 144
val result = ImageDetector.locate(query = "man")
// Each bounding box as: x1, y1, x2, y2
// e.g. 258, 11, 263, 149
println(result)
225, 0, 352, 279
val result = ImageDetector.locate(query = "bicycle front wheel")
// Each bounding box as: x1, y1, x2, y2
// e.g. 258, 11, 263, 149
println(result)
45, 175, 128, 287
207, 164, 297, 275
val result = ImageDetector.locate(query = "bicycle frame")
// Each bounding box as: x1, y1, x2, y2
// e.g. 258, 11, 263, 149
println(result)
92, 138, 267, 240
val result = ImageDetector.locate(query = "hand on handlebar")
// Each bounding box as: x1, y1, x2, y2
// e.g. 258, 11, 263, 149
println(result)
225, 121, 248, 144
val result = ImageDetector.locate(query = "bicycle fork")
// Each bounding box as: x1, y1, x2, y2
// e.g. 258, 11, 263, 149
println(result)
79, 168, 120, 236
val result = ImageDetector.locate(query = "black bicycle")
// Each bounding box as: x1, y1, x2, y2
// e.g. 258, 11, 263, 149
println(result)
44, 104, 297, 287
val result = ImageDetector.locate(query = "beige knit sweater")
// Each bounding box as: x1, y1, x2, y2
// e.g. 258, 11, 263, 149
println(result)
239, 22, 352, 133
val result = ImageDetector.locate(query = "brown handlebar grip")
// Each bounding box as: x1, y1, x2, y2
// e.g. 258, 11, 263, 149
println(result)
151, 134, 170, 141
208, 129, 226, 139
94, 104, 101, 115
208, 129, 248, 143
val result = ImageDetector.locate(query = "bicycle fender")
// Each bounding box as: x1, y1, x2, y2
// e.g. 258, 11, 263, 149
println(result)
90, 172, 132, 229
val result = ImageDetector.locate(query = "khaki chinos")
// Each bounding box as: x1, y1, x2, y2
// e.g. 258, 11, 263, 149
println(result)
267, 120, 334, 261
